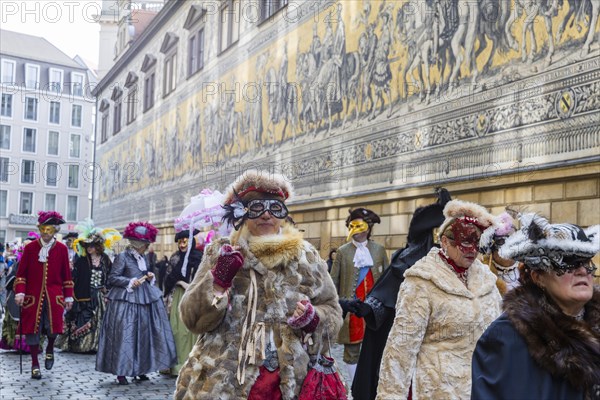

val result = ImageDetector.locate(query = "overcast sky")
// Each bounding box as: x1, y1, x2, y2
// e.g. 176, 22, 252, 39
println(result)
1, 0, 101, 69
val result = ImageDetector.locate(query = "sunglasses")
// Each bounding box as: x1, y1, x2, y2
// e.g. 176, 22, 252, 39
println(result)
246, 199, 289, 220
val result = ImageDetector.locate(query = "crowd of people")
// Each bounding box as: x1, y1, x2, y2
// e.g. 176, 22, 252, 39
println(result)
0, 170, 598, 400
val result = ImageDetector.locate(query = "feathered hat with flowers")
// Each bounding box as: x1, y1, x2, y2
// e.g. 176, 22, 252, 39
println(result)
123, 221, 158, 243
72, 218, 122, 257
479, 211, 517, 255
37, 210, 65, 226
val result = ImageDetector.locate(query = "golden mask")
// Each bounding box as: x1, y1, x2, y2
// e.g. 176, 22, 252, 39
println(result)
177, 238, 189, 251
39, 225, 57, 235
347, 219, 369, 241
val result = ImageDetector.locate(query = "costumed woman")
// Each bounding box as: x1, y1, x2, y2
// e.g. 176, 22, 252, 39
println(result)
14, 211, 74, 379
96, 221, 176, 385
174, 170, 343, 399
472, 214, 600, 399
479, 211, 519, 295
163, 229, 203, 375
330, 208, 389, 384
376, 200, 502, 399
351, 188, 451, 400
56, 219, 120, 353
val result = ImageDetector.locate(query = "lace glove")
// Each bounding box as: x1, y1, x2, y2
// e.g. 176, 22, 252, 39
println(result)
210, 244, 244, 289
287, 300, 320, 333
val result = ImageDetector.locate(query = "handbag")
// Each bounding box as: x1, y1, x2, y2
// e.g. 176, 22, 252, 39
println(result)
299, 331, 347, 400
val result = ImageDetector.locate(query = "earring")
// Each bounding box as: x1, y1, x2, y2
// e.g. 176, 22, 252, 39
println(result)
441, 247, 449, 257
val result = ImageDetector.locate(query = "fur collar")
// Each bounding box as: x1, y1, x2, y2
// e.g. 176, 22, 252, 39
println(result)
230, 223, 304, 270
404, 248, 497, 298
504, 285, 600, 391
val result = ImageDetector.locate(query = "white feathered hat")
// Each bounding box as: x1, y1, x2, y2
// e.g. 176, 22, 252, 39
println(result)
438, 200, 495, 240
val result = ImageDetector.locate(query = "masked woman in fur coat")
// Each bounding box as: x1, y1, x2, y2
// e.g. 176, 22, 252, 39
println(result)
376, 200, 502, 400
174, 170, 343, 400
472, 214, 600, 400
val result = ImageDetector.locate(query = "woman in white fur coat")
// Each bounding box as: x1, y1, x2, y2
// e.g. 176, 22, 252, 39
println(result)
174, 171, 343, 400
376, 200, 502, 400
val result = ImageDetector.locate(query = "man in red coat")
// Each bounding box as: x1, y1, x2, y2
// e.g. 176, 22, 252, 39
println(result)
14, 211, 74, 379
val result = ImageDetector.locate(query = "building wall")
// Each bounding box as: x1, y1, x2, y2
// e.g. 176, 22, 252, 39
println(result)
92, 0, 600, 262
0, 52, 94, 242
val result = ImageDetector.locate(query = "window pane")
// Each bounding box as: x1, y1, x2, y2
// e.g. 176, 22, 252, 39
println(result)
21, 160, 35, 184
0, 190, 7, 217
24, 97, 38, 120
23, 128, 36, 152
68, 164, 79, 188
0, 157, 8, 182
45, 162, 58, 186
1, 61, 14, 84
26, 65, 38, 89
72, 74, 84, 97
72, 104, 82, 127
69, 134, 81, 158
48, 131, 59, 155
50, 69, 62, 93
50, 101, 60, 124
20, 192, 33, 214
67, 195, 78, 221
0, 125, 10, 149
1, 94, 12, 117
198, 30, 205, 70
45, 193, 56, 211
221, 5, 229, 51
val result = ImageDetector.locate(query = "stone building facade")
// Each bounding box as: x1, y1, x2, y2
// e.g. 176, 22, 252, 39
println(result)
92, 0, 599, 277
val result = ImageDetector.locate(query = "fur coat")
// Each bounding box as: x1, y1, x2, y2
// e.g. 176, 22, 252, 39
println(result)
376, 248, 502, 400
472, 285, 600, 400
174, 224, 343, 400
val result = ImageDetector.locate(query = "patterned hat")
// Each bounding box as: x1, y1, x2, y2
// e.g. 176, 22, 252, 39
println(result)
223, 170, 293, 204
123, 221, 158, 243
37, 210, 65, 225
499, 213, 599, 273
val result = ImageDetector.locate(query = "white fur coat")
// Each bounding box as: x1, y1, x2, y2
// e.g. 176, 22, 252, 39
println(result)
376, 248, 502, 400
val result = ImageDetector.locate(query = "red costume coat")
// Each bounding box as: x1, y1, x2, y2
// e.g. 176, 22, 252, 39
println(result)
14, 240, 74, 334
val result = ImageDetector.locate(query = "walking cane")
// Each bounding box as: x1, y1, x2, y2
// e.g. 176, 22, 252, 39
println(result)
18, 305, 22, 374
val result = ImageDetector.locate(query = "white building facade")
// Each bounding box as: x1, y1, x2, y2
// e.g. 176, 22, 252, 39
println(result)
0, 30, 95, 242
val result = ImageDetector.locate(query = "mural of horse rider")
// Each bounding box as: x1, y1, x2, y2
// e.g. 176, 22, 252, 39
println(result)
370, 9, 394, 120
556, 0, 600, 57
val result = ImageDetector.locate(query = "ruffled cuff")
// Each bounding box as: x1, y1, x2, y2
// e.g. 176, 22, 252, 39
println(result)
65, 297, 74, 303
15, 293, 24, 300
126, 277, 136, 293
287, 301, 320, 333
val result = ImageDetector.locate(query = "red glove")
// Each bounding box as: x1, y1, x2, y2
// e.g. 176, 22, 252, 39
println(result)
287, 300, 320, 333
211, 244, 244, 289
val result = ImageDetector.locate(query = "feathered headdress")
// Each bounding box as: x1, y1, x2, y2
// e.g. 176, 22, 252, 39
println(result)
123, 221, 158, 243
37, 210, 65, 225
499, 213, 599, 273
72, 218, 122, 256
479, 211, 517, 255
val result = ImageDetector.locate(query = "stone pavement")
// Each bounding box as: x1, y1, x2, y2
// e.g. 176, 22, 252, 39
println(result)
0, 344, 353, 400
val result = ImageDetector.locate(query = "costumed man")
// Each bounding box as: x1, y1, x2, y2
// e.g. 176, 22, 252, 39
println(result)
14, 211, 74, 379
351, 188, 451, 400
330, 208, 389, 383
479, 211, 520, 295
62, 232, 79, 268
163, 229, 203, 375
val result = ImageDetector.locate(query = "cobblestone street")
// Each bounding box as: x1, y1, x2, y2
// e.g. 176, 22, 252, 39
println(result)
0, 343, 352, 400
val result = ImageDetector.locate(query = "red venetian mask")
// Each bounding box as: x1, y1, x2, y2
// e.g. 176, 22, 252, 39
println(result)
449, 217, 482, 253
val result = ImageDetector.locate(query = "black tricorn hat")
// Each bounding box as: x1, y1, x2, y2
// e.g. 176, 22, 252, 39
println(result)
63, 232, 78, 240
345, 208, 381, 227
174, 229, 200, 242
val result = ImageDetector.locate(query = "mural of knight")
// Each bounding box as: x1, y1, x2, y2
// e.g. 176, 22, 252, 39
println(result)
93, 0, 600, 232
